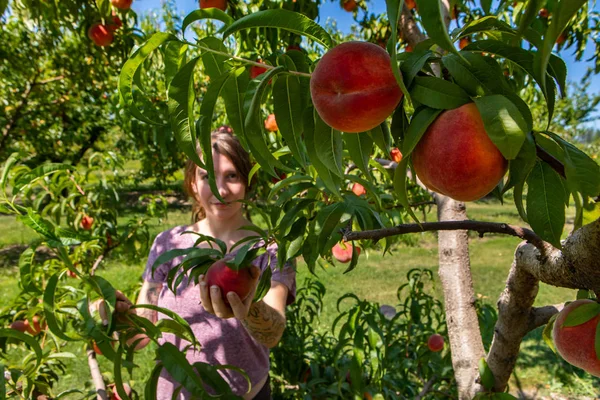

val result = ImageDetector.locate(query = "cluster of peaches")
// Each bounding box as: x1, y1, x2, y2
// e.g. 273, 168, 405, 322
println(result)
87, 0, 132, 47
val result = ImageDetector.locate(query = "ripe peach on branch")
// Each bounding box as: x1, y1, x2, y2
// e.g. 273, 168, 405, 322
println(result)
310, 41, 403, 133
412, 103, 508, 202
332, 241, 361, 263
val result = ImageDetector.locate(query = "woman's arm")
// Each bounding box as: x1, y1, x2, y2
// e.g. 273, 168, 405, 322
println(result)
134, 280, 163, 323
239, 281, 288, 348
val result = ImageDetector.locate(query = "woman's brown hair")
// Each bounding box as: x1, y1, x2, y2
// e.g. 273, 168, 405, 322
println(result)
183, 126, 253, 223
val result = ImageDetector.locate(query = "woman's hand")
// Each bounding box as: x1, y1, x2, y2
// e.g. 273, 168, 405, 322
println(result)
89, 290, 133, 325
199, 266, 261, 320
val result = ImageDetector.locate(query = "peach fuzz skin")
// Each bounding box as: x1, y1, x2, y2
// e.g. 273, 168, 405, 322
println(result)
552, 299, 600, 377
310, 41, 403, 133
412, 103, 507, 202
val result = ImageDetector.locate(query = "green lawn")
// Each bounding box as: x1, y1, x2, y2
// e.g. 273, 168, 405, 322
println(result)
1, 199, 598, 398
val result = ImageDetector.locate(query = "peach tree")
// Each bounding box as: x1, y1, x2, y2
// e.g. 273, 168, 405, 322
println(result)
116, 0, 600, 397
0, 0, 599, 399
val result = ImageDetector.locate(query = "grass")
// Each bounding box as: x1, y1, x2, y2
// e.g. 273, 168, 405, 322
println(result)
1, 199, 597, 398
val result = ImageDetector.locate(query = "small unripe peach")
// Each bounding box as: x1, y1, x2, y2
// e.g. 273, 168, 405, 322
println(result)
199, 0, 227, 11
88, 24, 114, 47
351, 183, 366, 197
427, 334, 444, 352
342, 0, 357, 12
111, 0, 132, 10
332, 241, 360, 264
390, 148, 402, 163
264, 114, 278, 132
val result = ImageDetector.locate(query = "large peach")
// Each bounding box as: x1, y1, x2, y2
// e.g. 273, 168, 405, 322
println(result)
310, 41, 403, 133
412, 103, 507, 202
88, 24, 113, 47
205, 259, 254, 304
552, 299, 600, 377
332, 241, 360, 263
427, 334, 445, 352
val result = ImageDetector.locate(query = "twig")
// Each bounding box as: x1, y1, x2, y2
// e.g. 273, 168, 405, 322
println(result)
344, 220, 550, 256
535, 144, 565, 179
415, 375, 437, 400
91, 254, 104, 276
67, 170, 85, 195
87, 345, 108, 400
528, 304, 563, 331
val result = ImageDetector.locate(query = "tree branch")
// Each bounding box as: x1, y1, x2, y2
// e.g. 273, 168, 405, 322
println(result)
343, 220, 550, 257
528, 304, 563, 331
535, 144, 565, 179
87, 345, 108, 400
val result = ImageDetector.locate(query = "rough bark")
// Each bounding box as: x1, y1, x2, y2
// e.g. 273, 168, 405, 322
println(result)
435, 195, 486, 399
485, 218, 600, 392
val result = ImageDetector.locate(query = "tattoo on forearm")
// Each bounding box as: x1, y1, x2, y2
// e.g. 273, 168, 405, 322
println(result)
136, 283, 161, 322
241, 301, 286, 347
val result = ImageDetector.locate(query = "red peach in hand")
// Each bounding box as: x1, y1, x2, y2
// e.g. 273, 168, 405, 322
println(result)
390, 148, 403, 163
352, 183, 366, 197
88, 24, 114, 47
332, 241, 361, 264
412, 103, 508, 202
205, 259, 254, 305
310, 41, 403, 133
552, 299, 600, 377
111, 0, 132, 10
264, 114, 278, 132
199, 0, 227, 11
427, 334, 445, 352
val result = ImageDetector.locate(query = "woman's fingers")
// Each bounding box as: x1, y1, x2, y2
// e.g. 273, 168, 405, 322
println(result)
199, 275, 214, 314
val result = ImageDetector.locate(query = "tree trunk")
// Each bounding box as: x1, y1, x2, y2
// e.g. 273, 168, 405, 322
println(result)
436, 195, 486, 399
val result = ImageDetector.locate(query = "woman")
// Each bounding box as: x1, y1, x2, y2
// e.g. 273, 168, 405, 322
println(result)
114, 127, 296, 399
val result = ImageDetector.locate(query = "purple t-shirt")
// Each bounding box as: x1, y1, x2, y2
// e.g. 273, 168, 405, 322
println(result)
141, 225, 297, 399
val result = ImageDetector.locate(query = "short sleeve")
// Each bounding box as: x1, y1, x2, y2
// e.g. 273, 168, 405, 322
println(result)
141, 231, 173, 284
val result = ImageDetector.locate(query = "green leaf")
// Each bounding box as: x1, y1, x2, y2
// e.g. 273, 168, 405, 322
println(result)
313, 113, 344, 178
385, 0, 411, 103
0, 0, 8, 17
113, 346, 131, 400
503, 132, 536, 194
167, 56, 204, 169
513, 180, 528, 223
400, 107, 442, 157
393, 156, 420, 224
410, 76, 471, 110
442, 52, 507, 96
131, 304, 198, 347
548, 54, 567, 97
156, 343, 205, 396
562, 302, 600, 327
164, 41, 188, 94
544, 132, 600, 199
415, 0, 463, 57
542, 313, 557, 354
474, 95, 528, 160
119, 33, 177, 125
145, 363, 164, 400
14, 163, 71, 192
0, 329, 43, 369
1, 152, 18, 192
44, 273, 79, 341
182, 9, 234, 36
254, 265, 272, 302
19, 209, 58, 241
316, 203, 348, 256
243, 67, 289, 179
344, 132, 373, 181
198, 37, 231, 79
400, 50, 435, 88
151, 248, 201, 279
595, 319, 600, 362
454, 16, 516, 40
526, 161, 565, 247
268, 175, 313, 202
478, 358, 495, 390
370, 122, 392, 154
535, 0, 587, 96
582, 201, 600, 227
514, 0, 545, 46
273, 60, 307, 167
304, 108, 341, 195
222, 9, 333, 49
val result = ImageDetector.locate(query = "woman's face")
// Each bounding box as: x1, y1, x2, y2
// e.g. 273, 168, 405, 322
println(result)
192, 151, 246, 221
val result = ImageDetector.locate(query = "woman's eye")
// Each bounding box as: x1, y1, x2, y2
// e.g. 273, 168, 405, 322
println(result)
228, 173, 238, 179
200, 175, 209, 180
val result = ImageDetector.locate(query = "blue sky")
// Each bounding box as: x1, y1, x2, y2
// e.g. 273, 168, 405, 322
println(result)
132, 0, 600, 129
